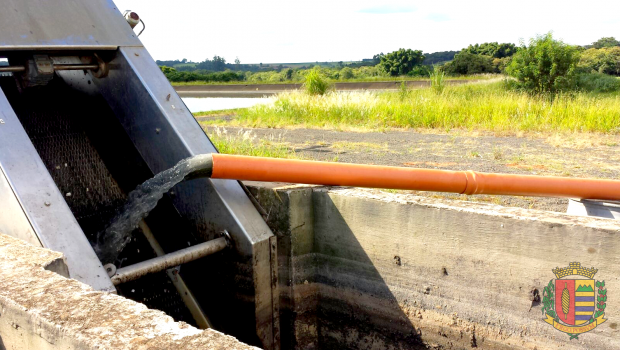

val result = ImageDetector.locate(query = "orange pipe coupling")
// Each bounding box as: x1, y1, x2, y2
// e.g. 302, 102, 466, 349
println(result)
211, 154, 620, 200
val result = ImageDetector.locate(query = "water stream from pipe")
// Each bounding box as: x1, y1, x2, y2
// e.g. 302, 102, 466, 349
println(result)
95, 154, 213, 264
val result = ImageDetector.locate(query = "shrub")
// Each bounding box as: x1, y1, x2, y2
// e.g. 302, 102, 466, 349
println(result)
576, 73, 620, 93
340, 67, 354, 80
506, 33, 580, 93
407, 65, 431, 77
443, 52, 495, 75
492, 57, 512, 73
303, 68, 331, 95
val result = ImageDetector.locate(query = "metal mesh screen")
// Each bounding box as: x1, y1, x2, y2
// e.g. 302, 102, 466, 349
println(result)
2, 77, 195, 325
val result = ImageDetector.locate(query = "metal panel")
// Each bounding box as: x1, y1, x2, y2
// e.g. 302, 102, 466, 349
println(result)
91, 47, 277, 349
0, 168, 41, 246
0, 0, 142, 50
0, 88, 115, 292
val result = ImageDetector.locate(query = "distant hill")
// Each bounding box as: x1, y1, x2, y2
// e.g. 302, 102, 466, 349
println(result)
423, 51, 459, 65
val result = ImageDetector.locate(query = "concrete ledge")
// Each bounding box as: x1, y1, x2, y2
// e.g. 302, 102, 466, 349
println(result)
0, 233, 258, 350
247, 183, 620, 350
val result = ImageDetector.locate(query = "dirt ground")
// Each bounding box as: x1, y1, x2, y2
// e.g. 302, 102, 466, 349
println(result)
200, 117, 620, 213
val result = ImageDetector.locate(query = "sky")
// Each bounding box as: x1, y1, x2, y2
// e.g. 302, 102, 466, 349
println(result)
113, 0, 620, 64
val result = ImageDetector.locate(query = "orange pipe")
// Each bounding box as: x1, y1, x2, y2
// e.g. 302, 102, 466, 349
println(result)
211, 154, 620, 200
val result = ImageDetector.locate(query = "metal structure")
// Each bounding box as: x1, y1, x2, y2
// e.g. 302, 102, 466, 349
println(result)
0, 1, 278, 349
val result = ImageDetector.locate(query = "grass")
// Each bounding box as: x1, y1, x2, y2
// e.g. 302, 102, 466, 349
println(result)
206, 126, 298, 158
430, 67, 446, 95
224, 81, 620, 133
194, 108, 243, 117
303, 68, 331, 95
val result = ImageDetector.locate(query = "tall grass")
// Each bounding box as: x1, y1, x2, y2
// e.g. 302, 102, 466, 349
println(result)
430, 66, 446, 95
234, 82, 620, 133
207, 127, 296, 158
303, 68, 331, 95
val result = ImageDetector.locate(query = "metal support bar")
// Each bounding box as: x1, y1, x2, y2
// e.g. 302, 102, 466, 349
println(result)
53, 64, 100, 71
0, 64, 99, 72
111, 236, 228, 285
138, 220, 213, 329
0, 66, 25, 72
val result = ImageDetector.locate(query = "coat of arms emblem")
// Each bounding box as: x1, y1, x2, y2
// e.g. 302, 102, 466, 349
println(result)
541, 262, 607, 339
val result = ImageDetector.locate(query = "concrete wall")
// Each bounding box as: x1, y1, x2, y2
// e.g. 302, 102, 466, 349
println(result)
247, 183, 620, 350
0, 233, 258, 350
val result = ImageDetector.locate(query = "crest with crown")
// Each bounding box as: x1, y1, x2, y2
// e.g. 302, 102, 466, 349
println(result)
552, 262, 597, 279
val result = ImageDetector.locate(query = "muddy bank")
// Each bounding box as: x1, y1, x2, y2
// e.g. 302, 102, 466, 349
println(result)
175, 80, 475, 98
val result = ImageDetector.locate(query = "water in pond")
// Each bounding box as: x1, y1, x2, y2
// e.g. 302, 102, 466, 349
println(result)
95, 154, 213, 264
182, 97, 267, 113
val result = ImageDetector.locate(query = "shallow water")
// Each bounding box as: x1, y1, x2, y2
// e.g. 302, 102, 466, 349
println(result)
95, 154, 212, 264
182, 97, 267, 113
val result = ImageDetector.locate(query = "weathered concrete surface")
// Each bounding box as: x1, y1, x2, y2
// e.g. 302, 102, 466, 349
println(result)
0, 233, 258, 350
246, 183, 620, 350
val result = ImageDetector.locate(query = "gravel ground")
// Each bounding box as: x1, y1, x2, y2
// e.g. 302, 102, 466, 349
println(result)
200, 119, 620, 213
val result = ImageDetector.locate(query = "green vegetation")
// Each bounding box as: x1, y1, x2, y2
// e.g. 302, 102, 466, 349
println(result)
219, 81, 620, 133
160, 35, 620, 97
303, 68, 331, 95
462, 42, 517, 58
160, 66, 244, 83
379, 49, 425, 76
579, 47, 620, 75
429, 67, 446, 94
576, 73, 620, 93
207, 127, 296, 158
590, 37, 620, 49
443, 52, 496, 75
507, 33, 580, 93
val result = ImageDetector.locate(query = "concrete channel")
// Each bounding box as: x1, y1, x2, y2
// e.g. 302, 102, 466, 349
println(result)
174, 80, 476, 98
2, 182, 618, 349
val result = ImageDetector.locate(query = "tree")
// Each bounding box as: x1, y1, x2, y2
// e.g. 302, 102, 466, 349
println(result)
506, 33, 580, 93
284, 68, 294, 80
592, 37, 620, 49
442, 52, 495, 75
462, 42, 517, 58
372, 53, 384, 65
379, 49, 425, 76
579, 47, 620, 76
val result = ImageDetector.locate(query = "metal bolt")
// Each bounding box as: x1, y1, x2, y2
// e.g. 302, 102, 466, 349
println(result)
155, 128, 161, 134
44, 201, 51, 207
65, 192, 72, 197
0, 119, 4, 124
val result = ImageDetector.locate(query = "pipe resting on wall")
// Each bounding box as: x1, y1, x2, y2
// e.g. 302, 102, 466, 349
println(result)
209, 154, 620, 200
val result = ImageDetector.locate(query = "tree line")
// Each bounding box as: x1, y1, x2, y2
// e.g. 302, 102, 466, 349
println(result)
158, 35, 620, 93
